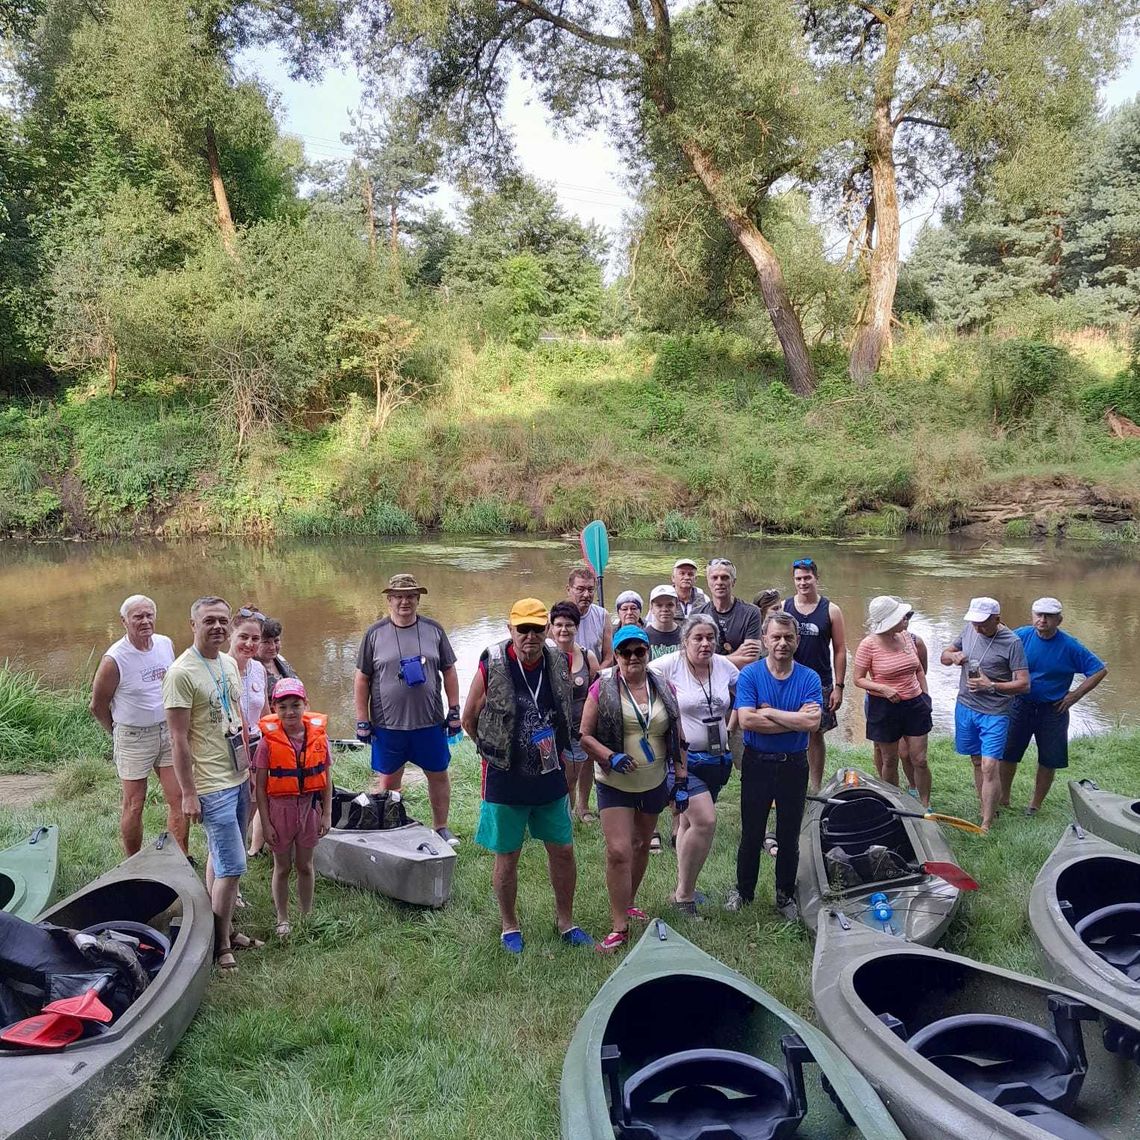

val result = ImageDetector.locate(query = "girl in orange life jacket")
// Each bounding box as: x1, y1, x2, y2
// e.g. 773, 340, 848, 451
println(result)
252, 678, 333, 937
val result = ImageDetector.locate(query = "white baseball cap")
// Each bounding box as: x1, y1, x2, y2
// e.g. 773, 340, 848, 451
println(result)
963, 596, 1001, 622
650, 584, 679, 603
1032, 597, 1063, 615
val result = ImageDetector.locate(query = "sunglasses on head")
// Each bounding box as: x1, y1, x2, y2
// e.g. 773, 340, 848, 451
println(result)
617, 645, 649, 658
237, 607, 266, 621
707, 558, 735, 570
515, 623, 546, 635
792, 559, 817, 571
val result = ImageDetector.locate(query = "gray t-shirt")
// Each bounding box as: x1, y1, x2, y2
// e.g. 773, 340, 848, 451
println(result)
576, 603, 609, 659
356, 616, 457, 730
952, 624, 1028, 715
696, 597, 762, 656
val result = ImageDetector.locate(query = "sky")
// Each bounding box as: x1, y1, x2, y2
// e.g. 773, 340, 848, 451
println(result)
244, 35, 1140, 266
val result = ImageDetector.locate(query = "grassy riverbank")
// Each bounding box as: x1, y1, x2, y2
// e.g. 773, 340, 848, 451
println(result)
3, 669, 1138, 1138
3, 327, 1140, 542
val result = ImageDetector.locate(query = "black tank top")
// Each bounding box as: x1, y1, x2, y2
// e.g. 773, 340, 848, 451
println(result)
784, 595, 833, 687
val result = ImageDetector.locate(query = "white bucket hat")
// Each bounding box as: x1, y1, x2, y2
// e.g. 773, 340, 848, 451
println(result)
867, 595, 911, 635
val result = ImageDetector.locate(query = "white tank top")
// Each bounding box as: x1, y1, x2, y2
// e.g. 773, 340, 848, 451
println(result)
106, 634, 175, 727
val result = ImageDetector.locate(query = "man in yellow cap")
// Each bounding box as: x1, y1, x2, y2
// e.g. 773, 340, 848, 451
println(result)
462, 598, 594, 952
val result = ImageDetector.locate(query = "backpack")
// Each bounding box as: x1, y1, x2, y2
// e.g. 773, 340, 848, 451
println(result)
329, 787, 412, 831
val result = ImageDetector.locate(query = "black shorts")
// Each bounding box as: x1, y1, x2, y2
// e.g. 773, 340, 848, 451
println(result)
866, 692, 933, 744
595, 779, 670, 815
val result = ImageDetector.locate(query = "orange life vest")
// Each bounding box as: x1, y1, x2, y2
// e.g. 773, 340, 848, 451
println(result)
258, 712, 330, 797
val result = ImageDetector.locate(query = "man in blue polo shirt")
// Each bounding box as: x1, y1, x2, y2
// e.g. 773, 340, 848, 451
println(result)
1000, 597, 1107, 817
725, 610, 822, 921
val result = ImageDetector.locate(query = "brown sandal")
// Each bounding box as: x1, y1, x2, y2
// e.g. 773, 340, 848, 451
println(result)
215, 950, 239, 973
231, 932, 265, 950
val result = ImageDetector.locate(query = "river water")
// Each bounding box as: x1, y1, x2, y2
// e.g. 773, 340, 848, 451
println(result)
0, 534, 1133, 744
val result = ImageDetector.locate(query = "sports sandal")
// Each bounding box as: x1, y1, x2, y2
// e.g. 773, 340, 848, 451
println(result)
275, 922, 292, 938
215, 950, 238, 974
649, 832, 663, 853
626, 906, 649, 923
595, 930, 629, 954
763, 834, 778, 857
231, 932, 265, 951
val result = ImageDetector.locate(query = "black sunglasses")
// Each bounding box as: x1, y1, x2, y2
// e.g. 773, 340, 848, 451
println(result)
616, 645, 649, 658
515, 623, 546, 635
237, 607, 266, 621
792, 559, 817, 571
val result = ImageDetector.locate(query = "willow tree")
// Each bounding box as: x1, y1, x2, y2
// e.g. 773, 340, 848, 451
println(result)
363, 0, 843, 395
803, 0, 1134, 382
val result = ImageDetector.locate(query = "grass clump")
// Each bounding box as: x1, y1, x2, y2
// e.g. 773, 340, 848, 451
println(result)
0, 665, 107, 774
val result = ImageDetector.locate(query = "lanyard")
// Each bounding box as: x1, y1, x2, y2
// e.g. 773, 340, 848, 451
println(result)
193, 648, 236, 729
968, 628, 997, 671
393, 619, 424, 659
688, 660, 717, 718
621, 676, 655, 735
521, 663, 545, 710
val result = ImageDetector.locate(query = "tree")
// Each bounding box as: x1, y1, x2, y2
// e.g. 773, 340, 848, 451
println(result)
328, 314, 421, 429
803, 0, 1134, 380
364, 0, 843, 395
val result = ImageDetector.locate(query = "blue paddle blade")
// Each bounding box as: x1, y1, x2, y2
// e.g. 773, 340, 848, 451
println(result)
580, 520, 610, 575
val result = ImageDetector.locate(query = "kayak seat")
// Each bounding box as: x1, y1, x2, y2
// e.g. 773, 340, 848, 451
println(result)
618, 1039, 808, 1140
906, 1000, 1091, 1112
1005, 1104, 1105, 1140
1073, 903, 1140, 981
821, 797, 905, 858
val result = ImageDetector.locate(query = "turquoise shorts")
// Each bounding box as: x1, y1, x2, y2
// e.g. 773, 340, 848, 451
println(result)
475, 795, 573, 854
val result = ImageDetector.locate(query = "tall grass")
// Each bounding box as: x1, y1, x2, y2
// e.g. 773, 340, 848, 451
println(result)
0, 665, 107, 774
3, 665, 1138, 1139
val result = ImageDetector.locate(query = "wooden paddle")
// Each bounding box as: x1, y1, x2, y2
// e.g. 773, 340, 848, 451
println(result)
808, 795, 986, 835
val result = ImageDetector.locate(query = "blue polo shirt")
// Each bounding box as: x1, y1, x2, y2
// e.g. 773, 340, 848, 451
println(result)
735, 660, 823, 753
1014, 627, 1106, 704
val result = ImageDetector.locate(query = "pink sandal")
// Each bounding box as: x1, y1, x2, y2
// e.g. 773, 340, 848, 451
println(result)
595, 930, 629, 954
626, 906, 649, 923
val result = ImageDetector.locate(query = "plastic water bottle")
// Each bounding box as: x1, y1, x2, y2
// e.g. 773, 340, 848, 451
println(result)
869, 892, 893, 925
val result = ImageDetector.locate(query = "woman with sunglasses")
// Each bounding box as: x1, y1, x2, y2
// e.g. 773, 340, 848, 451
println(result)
580, 625, 688, 952
651, 613, 737, 916
233, 607, 271, 858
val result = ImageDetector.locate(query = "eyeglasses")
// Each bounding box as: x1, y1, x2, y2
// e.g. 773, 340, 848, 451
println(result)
616, 646, 649, 659
515, 623, 546, 635
792, 559, 817, 571
237, 607, 266, 621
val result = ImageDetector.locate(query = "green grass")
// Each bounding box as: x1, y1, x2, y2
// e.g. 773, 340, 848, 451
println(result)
0, 665, 107, 774
4, 672, 1139, 1139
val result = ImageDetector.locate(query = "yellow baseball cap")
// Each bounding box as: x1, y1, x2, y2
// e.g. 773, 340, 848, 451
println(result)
509, 598, 549, 626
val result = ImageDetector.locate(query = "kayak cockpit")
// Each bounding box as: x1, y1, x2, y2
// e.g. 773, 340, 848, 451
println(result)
599, 973, 854, 1139
1056, 856, 1140, 982
46, 879, 180, 934
0, 872, 22, 912
817, 792, 922, 894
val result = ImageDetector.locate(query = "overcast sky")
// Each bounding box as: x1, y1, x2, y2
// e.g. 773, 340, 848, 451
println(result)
244, 37, 1140, 264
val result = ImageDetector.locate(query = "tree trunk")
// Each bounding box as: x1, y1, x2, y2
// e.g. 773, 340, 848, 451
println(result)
373, 362, 382, 427
681, 139, 815, 395
205, 122, 238, 259
849, 5, 910, 384
362, 171, 377, 262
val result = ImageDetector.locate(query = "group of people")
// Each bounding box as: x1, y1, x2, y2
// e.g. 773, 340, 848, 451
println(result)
89, 554, 1108, 966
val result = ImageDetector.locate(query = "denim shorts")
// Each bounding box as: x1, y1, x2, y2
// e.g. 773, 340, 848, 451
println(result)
1002, 697, 1070, 768
200, 779, 251, 878
954, 704, 1010, 761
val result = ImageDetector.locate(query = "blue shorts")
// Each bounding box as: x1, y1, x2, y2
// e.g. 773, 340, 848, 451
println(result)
1002, 698, 1070, 769
676, 755, 733, 803
200, 780, 250, 879
370, 725, 451, 775
954, 705, 1010, 761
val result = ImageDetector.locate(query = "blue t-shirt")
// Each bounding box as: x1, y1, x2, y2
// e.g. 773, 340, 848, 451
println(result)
1015, 627, 1106, 703
735, 660, 823, 753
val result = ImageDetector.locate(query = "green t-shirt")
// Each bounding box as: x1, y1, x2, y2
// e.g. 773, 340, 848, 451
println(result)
162, 648, 247, 795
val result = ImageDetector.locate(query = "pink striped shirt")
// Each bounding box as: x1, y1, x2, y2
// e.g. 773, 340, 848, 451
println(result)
854, 634, 923, 700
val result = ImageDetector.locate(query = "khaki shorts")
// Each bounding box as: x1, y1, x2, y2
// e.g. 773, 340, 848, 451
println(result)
113, 722, 173, 781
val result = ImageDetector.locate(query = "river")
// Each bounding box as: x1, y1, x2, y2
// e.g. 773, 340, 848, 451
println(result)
0, 534, 1133, 744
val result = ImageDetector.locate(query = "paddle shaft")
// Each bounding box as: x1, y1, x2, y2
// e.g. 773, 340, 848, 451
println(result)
808, 795, 985, 835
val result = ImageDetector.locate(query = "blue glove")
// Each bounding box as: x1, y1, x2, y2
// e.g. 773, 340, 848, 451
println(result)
609, 752, 636, 774
673, 776, 690, 813
356, 720, 373, 744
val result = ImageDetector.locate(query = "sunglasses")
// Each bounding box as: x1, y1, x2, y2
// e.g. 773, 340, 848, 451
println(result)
237, 607, 266, 621
515, 623, 546, 635
706, 558, 735, 570
616, 645, 649, 659
792, 559, 817, 571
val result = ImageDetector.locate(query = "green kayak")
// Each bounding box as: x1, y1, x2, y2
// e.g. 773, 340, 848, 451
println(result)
1069, 778, 1140, 854
0, 826, 59, 921
561, 919, 904, 1139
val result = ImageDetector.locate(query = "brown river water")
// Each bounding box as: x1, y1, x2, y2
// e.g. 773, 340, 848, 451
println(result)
1, 534, 1136, 744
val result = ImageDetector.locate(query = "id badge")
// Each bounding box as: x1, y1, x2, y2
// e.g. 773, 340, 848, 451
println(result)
638, 737, 656, 765
703, 716, 725, 756
532, 725, 559, 773
225, 729, 250, 774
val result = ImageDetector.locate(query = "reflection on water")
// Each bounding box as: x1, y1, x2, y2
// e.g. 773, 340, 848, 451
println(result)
0, 534, 1133, 745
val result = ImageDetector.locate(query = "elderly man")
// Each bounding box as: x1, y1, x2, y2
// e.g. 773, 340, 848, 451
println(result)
566, 565, 613, 667
354, 573, 460, 847
725, 611, 822, 921
462, 598, 593, 952
697, 557, 762, 669
90, 594, 185, 855
941, 596, 1029, 832
1001, 597, 1107, 816
163, 596, 250, 972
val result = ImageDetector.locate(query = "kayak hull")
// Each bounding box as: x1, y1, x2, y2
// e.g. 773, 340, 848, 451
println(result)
2, 835, 213, 1140
561, 920, 904, 1139
0, 826, 59, 922
812, 911, 1140, 1139
1069, 778, 1140, 853
314, 823, 455, 908
1030, 822, 1140, 1022
796, 768, 962, 945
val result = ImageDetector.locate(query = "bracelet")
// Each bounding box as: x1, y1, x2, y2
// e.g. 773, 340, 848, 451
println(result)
835, 683, 845, 689
355, 720, 371, 731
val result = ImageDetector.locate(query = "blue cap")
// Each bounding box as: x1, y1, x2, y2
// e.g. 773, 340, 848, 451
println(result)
613, 624, 650, 651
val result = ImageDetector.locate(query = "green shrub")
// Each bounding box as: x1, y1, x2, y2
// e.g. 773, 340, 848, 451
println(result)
284, 500, 420, 537
650, 336, 701, 389
441, 498, 529, 534
1004, 518, 1031, 539
983, 339, 1073, 426
658, 510, 704, 542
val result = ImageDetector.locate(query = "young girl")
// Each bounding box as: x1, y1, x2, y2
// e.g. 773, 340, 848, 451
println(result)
252, 679, 333, 936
